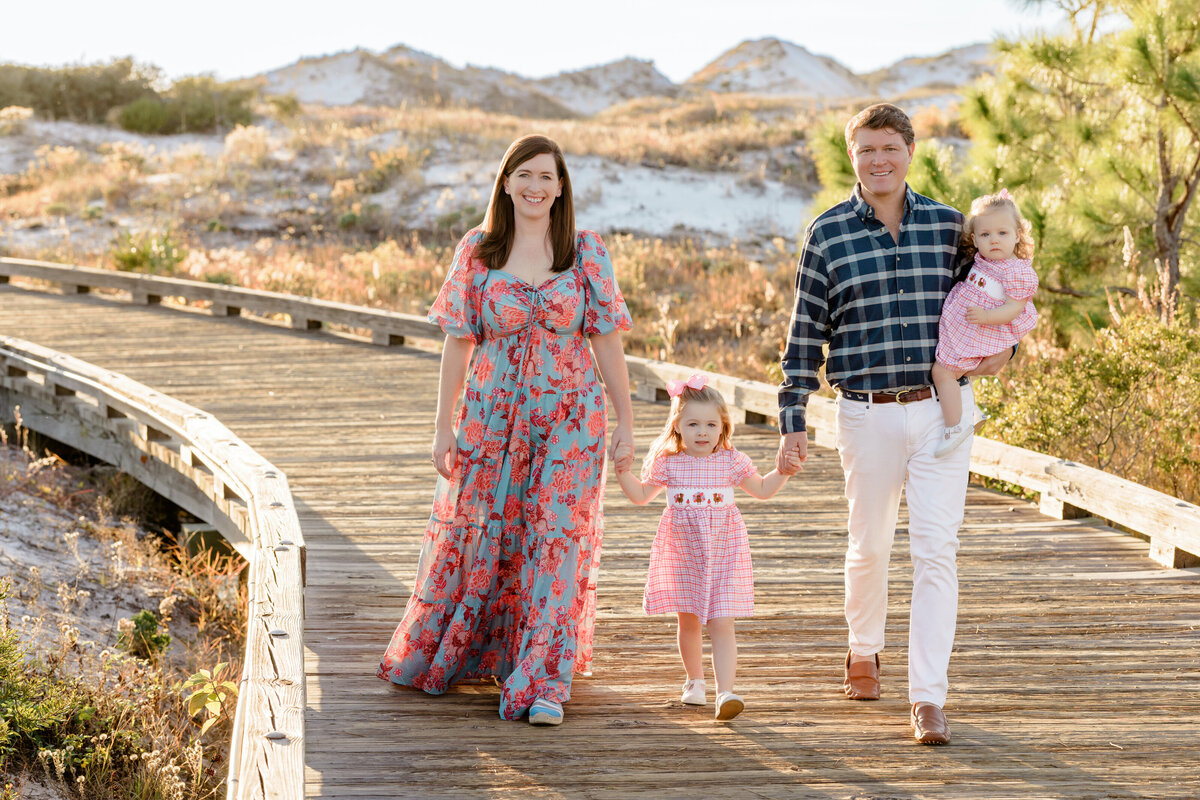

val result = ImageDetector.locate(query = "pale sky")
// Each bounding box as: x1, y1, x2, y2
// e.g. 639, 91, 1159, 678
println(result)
3, 0, 1066, 83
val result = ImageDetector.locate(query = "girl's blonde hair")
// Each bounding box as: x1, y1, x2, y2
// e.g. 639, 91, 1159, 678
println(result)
644, 385, 734, 468
961, 191, 1035, 260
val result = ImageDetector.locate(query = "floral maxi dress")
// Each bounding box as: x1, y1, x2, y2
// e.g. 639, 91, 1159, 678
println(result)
377, 228, 631, 720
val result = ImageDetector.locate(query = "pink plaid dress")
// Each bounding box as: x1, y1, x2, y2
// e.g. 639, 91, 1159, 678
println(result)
641, 448, 757, 623
935, 253, 1039, 372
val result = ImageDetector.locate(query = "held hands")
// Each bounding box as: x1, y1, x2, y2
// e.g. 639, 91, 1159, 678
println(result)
780, 448, 804, 476
431, 428, 457, 480
613, 441, 636, 474
608, 423, 634, 472
775, 431, 807, 476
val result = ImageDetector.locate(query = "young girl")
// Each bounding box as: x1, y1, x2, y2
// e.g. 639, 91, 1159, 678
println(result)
932, 189, 1039, 458
614, 375, 800, 720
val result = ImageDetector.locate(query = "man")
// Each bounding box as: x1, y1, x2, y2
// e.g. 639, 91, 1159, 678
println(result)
776, 103, 1010, 745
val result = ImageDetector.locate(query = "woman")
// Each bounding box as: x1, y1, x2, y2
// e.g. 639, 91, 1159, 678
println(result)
377, 134, 634, 726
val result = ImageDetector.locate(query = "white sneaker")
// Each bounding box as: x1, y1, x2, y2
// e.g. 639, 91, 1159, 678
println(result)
715, 691, 744, 720
934, 423, 974, 458
528, 698, 564, 726
681, 678, 706, 705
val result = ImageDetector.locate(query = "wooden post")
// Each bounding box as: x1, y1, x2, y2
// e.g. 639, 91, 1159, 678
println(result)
633, 381, 658, 403
131, 290, 161, 305
290, 316, 321, 331
1149, 538, 1200, 569
212, 303, 242, 317
1038, 491, 1091, 520
371, 330, 405, 346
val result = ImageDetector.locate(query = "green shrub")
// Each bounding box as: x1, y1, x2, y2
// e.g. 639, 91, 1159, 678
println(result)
0, 58, 158, 123
204, 270, 236, 285
977, 308, 1200, 502
117, 96, 170, 133
167, 76, 253, 133
109, 229, 186, 275
118, 609, 171, 661
267, 93, 301, 121
115, 75, 254, 135
181, 662, 238, 736
356, 145, 427, 194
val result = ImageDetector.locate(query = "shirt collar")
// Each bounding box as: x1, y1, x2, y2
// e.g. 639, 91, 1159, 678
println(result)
850, 183, 917, 222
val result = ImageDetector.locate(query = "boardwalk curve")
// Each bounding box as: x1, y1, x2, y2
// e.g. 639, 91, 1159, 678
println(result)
1, 264, 1199, 799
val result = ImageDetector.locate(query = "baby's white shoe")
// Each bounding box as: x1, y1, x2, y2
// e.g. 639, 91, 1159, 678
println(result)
681, 678, 706, 705
934, 423, 974, 458
715, 691, 744, 720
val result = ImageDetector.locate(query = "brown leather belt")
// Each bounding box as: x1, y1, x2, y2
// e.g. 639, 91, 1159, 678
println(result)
841, 387, 934, 404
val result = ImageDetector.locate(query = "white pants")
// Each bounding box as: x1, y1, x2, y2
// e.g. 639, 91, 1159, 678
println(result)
834, 383, 974, 706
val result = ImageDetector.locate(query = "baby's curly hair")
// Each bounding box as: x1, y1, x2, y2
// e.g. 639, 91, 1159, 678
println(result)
961, 191, 1036, 261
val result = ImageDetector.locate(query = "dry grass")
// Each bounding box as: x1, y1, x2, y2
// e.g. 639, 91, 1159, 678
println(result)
0, 434, 246, 799
280, 100, 816, 173
0, 144, 144, 219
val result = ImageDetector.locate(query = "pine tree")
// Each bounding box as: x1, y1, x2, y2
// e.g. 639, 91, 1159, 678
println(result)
963, 0, 1200, 314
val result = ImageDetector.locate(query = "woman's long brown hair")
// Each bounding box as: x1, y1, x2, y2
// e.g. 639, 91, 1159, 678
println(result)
478, 134, 576, 273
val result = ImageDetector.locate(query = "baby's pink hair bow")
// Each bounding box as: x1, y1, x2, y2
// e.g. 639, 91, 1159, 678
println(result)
998, 188, 1012, 200
666, 374, 708, 397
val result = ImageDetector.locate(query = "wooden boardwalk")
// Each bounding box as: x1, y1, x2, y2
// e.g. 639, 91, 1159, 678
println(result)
3, 286, 1199, 800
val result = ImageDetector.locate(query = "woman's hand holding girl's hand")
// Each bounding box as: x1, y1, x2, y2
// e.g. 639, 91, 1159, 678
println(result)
608, 423, 634, 468
432, 428, 457, 480
613, 442, 636, 474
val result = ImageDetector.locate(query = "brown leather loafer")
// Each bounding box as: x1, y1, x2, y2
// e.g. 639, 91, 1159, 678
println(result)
911, 702, 951, 745
842, 651, 880, 700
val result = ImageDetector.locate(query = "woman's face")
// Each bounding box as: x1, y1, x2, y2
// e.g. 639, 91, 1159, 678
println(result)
503, 152, 562, 222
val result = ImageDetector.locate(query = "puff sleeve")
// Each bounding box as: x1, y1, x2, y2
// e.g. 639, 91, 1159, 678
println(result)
428, 229, 486, 342
729, 449, 758, 486
577, 230, 632, 336
641, 453, 671, 487
1000, 258, 1039, 302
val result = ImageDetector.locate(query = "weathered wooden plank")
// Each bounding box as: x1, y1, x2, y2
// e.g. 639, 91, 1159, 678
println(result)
0, 258, 440, 344
1045, 460, 1200, 566
3, 282, 1200, 800
0, 326, 306, 800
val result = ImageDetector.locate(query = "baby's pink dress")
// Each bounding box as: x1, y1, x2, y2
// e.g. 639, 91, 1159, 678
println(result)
936, 253, 1039, 372
641, 448, 757, 624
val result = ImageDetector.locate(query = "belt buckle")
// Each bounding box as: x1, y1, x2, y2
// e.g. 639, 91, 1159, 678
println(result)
894, 389, 918, 405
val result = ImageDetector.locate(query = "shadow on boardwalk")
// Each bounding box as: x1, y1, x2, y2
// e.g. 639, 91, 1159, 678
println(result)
1, 286, 1198, 799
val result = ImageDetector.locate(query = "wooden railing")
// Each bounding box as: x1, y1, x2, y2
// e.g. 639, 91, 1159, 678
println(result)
0, 331, 306, 800
625, 360, 1200, 568
2, 255, 1197, 715
5, 255, 1198, 569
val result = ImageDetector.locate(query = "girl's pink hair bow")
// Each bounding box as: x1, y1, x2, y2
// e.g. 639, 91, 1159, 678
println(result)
666, 374, 708, 397
998, 188, 1012, 200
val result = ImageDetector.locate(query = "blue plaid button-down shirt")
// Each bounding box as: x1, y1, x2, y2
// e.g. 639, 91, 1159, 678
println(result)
779, 184, 967, 434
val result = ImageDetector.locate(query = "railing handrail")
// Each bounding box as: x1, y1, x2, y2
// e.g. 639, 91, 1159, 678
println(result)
3, 256, 1197, 563
0, 332, 305, 800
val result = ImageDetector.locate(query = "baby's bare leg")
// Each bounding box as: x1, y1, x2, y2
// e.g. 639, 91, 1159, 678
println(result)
931, 361, 963, 428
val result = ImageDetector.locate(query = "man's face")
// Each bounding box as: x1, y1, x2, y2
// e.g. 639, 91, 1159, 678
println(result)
848, 127, 915, 200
